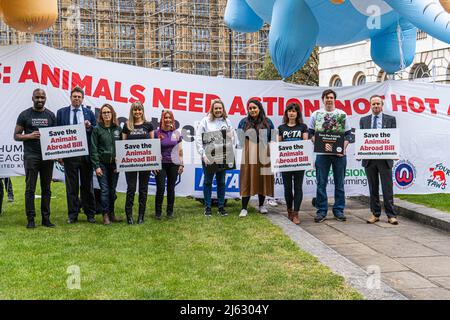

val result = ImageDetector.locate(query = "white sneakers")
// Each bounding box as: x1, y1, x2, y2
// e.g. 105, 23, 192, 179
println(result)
258, 206, 268, 214
267, 199, 278, 207
239, 209, 248, 217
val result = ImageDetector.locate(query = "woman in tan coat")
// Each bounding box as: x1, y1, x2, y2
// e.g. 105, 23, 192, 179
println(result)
237, 100, 275, 217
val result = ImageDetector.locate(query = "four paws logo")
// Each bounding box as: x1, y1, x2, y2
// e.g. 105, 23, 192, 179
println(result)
427, 163, 450, 191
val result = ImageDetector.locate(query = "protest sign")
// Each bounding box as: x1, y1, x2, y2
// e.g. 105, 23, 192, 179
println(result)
39, 124, 88, 160
116, 139, 161, 172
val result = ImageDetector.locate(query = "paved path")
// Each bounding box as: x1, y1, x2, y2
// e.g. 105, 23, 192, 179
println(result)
266, 198, 450, 300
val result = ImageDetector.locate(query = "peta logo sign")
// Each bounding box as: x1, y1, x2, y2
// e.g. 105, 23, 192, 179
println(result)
194, 168, 240, 192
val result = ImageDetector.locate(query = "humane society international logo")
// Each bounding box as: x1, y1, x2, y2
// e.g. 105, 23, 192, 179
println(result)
393, 160, 416, 189
427, 163, 449, 191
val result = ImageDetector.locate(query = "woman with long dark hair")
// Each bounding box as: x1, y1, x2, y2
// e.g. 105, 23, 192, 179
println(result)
122, 101, 154, 224
154, 110, 184, 219
237, 99, 275, 217
278, 103, 309, 224
91, 104, 122, 225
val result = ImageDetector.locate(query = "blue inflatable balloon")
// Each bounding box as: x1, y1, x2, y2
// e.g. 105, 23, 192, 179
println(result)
269, 0, 318, 78
224, 0, 450, 77
224, 0, 263, 33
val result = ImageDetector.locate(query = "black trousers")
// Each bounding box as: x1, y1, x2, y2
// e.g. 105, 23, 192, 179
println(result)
3, 177, 13, 198
155, 163, 179, 216
0, 179, 3, 214
365, 160, 397, 218
64, 157, 96, 220
125, 171, 151, 216
24, 158, 54, 220
282, 170, 305, 212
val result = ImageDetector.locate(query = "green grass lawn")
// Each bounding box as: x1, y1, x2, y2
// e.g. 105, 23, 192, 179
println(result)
396, 194, 450, 213
0, 177, 361, 300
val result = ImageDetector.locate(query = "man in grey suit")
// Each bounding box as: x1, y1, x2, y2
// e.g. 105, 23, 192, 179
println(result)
359, 95, 398, 225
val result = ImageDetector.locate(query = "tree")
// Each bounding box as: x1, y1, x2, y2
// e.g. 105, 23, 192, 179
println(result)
257, 47, 319, 86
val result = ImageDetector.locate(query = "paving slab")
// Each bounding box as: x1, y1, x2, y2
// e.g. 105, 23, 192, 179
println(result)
396, 256, 450, 277
381, 271, 438, 290
421, 241, 450, 256
330, 243, 379, 257
400, 288, 450, 300
346, 254, 410, 273
428, 277, 450, 289
367, 237, 442, 258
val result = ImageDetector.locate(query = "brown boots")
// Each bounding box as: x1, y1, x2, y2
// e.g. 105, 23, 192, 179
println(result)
103, 213, 111, 225
287, 209, 300, 225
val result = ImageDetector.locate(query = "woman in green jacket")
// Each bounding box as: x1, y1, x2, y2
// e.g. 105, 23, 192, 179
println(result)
91, 103, 122, 225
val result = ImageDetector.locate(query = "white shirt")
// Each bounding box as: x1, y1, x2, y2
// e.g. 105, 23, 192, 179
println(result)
195, 116, 234, 157
70, 105, 85, 125
371, 112, 383, 129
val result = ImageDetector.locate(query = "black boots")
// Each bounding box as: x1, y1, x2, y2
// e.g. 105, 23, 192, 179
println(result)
26, 218, 36, 229
137, 213, 144, 224
126, 214, 134, 225
42, 217, 55, 228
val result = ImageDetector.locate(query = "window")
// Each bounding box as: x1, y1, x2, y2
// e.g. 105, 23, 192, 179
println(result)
259, 30, 269, 56
196, 63, 210, 76
233, 33, 246, 54
157, 0, 175, 13
234, 64, 247, 79
79, 0, 94, 10
117, 0, 135, 12
410, 63, 430, 81
377, 70, 387, 82
330, 75, 342, 87
353, 72, 366, 86
193, 0, 209, 17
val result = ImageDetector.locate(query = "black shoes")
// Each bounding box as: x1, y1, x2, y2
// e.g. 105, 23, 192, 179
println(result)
26, 219, 36, 229
42, 218, 55, 228
335, 215, 347, 222
137, 214, 144, 224
126, 215, 134, 225
204, 207, 212, 217
87, 217, 96, 224
67, 218, 78, 224
218, 208, 228, 216
314, 216, 326, 223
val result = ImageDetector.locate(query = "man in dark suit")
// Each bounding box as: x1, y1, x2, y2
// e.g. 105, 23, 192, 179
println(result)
56, 87, 97, 223
359, 95, 398, 225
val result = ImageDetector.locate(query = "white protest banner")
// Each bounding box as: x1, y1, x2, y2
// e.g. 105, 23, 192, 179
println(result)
270, 140, 314, 173
355, 129, 400, 160
116, 139, 161, 172
0, 43, 449, 195
39, 124, 88, 160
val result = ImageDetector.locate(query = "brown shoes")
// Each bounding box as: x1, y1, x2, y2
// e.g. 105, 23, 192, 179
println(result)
388, 217, 399, 225
292, 211, 300, 225
109, 213, 123, 223
287, 209, 293, 221
287, 209, 300, 225
366, 214, 380, 224
103, 213, 111, 225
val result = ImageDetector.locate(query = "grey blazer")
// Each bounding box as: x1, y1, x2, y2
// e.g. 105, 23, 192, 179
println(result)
359, 113, 397, 168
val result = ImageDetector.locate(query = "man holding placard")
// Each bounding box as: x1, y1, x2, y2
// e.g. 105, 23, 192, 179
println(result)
308, 89, 352, 223
14, 89, 57, 228
56, 87, 97, 224
359, 95, 399, 225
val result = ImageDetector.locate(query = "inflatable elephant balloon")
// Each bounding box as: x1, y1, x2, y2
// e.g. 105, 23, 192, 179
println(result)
225, 0, 450, 78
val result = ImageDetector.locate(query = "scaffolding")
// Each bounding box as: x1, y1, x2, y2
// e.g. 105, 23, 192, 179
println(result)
0, 0, 269, 79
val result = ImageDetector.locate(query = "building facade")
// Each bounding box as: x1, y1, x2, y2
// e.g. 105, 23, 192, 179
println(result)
0, 0, 269, 79
319, 31, 450, 87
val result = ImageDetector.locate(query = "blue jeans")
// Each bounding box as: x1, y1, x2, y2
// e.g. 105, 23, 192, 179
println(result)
202, 164, 226, 209
97, 163, 119, 214
315, 155, 347, 218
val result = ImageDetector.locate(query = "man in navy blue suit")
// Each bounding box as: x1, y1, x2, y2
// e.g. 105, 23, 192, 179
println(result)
57, 87, 97, 223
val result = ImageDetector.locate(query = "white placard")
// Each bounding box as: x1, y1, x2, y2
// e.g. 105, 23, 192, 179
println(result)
270, 140, 314, 173
39, 124, 89, 160
116, 139, 162, 172
355, 129, 400, 160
